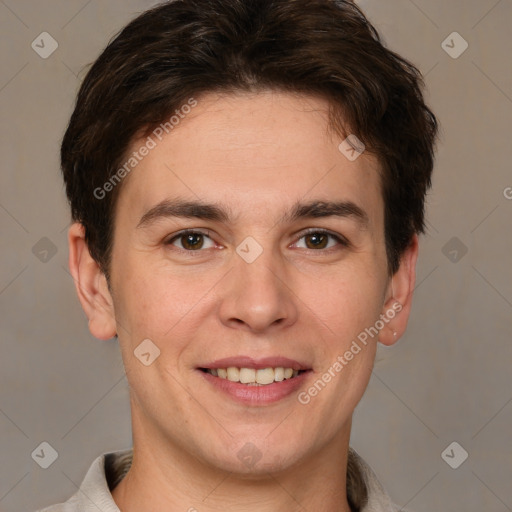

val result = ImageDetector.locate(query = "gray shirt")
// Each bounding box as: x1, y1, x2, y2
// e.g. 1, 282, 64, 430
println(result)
35, 447, 400, 512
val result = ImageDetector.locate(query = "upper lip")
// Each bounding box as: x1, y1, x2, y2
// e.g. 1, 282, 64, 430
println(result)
199, 356, 311, 371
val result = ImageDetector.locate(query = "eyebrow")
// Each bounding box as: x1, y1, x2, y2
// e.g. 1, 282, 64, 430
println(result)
137, 198, 369, 229
283, 199, 369, 227
137, 199, 232, 228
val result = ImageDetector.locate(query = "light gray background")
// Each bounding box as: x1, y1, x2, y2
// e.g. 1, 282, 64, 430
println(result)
1, 1, 511, 511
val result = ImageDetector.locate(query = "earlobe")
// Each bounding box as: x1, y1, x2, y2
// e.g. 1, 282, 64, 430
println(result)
378, 235, 419, 346
68, 222, 117, 340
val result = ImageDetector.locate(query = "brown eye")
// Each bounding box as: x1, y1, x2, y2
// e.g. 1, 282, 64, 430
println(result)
304, 232, 329, 249
166, 230, 215, 251
180, 233, 204, 250
293, 230, 349, 251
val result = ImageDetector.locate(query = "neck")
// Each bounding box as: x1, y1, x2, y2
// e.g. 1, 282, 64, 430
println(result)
112, 408, 355, 512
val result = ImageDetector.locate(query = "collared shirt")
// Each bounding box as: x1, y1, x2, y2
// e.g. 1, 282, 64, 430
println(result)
35, 447, 400, 512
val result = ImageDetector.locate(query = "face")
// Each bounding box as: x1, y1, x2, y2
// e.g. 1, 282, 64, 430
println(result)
75, 90, 415, 475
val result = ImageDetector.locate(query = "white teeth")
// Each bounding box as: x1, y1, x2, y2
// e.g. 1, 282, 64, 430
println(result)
239, 368, 256, 384
256, 368, 275, 385
206, 366, 302, 385
274, 367, 285, 382
226, 367, 240, 382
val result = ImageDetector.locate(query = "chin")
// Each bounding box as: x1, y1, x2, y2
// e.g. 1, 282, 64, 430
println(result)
197, 437, 307, 477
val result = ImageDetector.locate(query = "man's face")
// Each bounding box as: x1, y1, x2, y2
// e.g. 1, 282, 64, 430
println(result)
107, 90, 396, 473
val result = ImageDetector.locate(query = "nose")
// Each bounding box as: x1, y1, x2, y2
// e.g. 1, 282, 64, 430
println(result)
218, 246, 299, 333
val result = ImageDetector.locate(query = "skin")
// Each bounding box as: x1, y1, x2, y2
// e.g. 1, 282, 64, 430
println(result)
68, 90, 418, 512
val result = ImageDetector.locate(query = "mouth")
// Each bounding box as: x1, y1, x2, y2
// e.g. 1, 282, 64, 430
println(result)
199, 367, 308, 385
197, 357, 312, 405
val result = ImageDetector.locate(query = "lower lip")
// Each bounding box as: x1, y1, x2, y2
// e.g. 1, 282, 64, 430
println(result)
198, 370, 311, 405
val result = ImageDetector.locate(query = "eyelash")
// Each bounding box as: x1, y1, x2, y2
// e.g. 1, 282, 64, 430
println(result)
165, 228, 350, 253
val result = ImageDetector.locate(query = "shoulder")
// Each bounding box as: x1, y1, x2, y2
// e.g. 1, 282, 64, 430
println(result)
33, 449, 132, 512
349, 447, 402, 512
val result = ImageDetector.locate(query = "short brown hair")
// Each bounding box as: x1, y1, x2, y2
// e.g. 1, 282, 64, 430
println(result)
61, 0, 438, 279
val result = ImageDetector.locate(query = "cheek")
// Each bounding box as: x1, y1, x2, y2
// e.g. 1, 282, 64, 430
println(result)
304, 275, 382, 385
300, 265, 386, 343
112, 257, 218, 344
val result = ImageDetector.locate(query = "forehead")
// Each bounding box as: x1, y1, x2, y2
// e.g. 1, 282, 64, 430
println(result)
116, 90, 384, 228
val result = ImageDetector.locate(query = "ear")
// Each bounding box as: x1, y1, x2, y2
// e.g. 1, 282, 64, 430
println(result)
68, 222, 117, 340
378, 234, 419, 346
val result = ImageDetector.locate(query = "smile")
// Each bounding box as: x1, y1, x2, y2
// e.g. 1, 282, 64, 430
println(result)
200, 367, 306, 385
